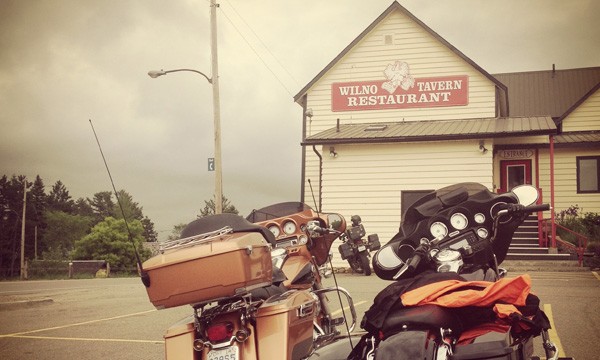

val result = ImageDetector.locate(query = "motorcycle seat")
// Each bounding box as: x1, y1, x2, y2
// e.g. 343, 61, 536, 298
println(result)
381, 304, 463, 337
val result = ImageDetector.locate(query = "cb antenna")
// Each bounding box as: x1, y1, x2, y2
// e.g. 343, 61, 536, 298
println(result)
307, 179, 320, 213
89, 119, 150, 287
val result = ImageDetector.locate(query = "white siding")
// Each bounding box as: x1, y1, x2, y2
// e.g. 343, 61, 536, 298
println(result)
320, 140, 493, 267
538, 147, 600, 214
305, 10, 498, 140
299, 7, 500, 268
562, 89, 600, 132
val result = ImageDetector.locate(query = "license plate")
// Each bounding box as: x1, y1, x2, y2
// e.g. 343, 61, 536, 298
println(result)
358, 245, 366, 252
207, 346, 238, 360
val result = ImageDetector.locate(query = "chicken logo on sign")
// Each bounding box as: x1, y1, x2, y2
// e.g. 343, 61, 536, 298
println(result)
382, 60, 415, 93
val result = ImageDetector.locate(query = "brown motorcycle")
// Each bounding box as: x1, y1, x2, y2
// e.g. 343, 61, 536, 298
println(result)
140, 202, 357, 359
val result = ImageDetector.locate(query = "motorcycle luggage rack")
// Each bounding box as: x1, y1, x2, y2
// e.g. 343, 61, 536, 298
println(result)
159, 226, 233, 253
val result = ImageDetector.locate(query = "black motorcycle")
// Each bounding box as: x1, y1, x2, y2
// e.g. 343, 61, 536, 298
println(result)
338, 215, 380, 276
310, 183, 569, 360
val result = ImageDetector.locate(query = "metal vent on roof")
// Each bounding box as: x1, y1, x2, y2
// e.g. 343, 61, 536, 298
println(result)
365, 124, 388, 132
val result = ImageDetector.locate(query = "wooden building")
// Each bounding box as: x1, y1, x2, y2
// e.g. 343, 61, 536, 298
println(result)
293, 1, 600, 262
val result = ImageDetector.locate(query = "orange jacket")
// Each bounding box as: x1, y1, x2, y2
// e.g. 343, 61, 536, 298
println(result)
401, 274, 531, 310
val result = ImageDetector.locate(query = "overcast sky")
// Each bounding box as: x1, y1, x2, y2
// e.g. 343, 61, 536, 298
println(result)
1, 0, 599, 239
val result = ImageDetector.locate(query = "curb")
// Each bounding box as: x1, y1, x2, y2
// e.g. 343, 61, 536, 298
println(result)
0, 298, 53, 310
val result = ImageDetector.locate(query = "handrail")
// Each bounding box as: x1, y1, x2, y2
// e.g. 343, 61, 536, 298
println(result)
540, 218, 588, 266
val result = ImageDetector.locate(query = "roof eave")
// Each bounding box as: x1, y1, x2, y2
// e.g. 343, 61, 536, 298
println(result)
302, 129, 557, 146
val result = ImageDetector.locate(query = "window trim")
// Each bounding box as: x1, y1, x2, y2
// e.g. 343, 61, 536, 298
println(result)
576, 156, 600, 194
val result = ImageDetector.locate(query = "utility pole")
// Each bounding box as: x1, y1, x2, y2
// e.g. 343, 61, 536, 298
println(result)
210, 0, 223, 214
20, 179, 26, 280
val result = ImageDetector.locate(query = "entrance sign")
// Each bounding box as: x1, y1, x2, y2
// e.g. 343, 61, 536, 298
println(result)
331, 61, 468, 112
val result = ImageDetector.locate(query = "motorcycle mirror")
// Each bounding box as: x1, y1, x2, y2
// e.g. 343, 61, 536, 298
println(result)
511, 185, 539, 206
327, 214, 344, 231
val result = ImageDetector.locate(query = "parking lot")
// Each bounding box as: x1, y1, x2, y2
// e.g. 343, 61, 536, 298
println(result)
1, 271, 598, 359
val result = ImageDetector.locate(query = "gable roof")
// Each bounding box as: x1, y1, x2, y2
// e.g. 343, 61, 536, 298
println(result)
556, 80, 600, 124
493, 67, 600, 119
293, 1, 507, 106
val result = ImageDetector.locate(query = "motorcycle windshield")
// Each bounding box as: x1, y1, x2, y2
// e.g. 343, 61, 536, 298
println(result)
398, 183, 492, 238
246, 202, 313, 222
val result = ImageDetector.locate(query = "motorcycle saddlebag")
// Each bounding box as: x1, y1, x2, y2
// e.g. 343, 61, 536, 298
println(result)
338, 242, 354, 260
450, 326, 527, 360
255, 290, 316, 359
368, 234, 381, 251
375, 330, 435, 360
142, 231, 273, 309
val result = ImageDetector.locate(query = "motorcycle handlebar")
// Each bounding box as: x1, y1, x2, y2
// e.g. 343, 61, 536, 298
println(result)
497, 203, 550, 217
406, 251, 422, 272
524, 204, 550, 213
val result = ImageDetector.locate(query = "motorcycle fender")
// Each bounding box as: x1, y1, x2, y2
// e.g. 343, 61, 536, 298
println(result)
376, 330, 435, 360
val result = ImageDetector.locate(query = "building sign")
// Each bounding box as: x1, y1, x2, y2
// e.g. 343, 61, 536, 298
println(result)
331, 61, 468, 112
498, 149, 534, 159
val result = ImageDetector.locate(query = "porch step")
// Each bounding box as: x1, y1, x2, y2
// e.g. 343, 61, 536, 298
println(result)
505, 252, 574, 261
508, 246, 549, 254
511, 239, 540, 246
501, 259, 588, 272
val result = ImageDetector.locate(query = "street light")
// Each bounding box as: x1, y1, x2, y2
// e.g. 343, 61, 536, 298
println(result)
148, 68, 223, 214
147, 69, 212, 84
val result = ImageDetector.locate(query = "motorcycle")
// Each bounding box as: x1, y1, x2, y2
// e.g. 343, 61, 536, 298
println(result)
309, 183, 572, 360
140, 202, 358, 359
338, 215, 380, 276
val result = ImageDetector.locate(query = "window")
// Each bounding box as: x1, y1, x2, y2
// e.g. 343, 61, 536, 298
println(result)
577, 156, 600, 193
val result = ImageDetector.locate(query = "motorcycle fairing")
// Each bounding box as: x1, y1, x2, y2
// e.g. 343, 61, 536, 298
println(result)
374, 183, 522, 279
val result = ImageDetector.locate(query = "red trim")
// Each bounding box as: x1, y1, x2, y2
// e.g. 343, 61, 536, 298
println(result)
550, 135, 556, 248
499, 159, 532, 191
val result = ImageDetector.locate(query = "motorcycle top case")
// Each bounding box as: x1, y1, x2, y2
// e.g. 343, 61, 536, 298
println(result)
142, 232, 273, 309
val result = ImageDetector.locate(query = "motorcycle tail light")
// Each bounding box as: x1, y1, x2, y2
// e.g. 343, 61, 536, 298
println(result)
206, 322, 234, 343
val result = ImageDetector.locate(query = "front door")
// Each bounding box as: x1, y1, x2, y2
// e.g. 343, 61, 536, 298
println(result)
500, 159, 532, 192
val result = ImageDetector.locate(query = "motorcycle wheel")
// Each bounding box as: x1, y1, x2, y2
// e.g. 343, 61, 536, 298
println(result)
359, 252, 372, 276
347, 255, 364, 274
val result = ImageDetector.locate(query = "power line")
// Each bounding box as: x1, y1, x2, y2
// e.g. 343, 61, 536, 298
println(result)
218, 2, 297, 96
224, 0, 300, 87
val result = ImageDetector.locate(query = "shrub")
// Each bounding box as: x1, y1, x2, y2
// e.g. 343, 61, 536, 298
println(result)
556, 205, 600, 253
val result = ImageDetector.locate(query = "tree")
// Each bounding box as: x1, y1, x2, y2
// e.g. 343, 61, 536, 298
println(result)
88, 190, 157, 242
42, 210, 93, 260
167, 223, 188, 241
88, 191, 114, 221
112, 190, 143, 222
199, 195, 239, 217
74, 197, 95, 218
47, 180, 75, 213
72, 217, 151, 271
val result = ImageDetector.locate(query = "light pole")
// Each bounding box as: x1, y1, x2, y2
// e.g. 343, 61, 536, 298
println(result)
148, 67, 223, 214
3, 180, 27, 279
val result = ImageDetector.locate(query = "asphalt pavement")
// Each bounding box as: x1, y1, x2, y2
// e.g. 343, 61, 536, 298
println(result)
0, 270, 598, 359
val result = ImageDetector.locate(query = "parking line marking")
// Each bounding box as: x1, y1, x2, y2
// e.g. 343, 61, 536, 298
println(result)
592, 271, 600, 281
0, 309, 156, 338
331, 301, 367, 317
543, 304, 566, 358
8, 335, 163, 344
